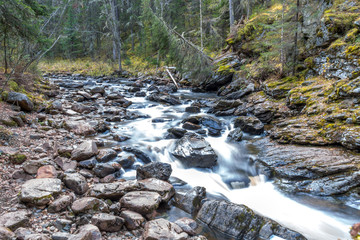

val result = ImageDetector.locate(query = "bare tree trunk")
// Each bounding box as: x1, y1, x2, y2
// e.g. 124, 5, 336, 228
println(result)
292, 0, 300, 76
4, 27, 8, 74
200, 0, 203, 50
247, 0, 251, 19
108, 0, 122, 71
229, 0, 234, 28
280, 0, 285, 76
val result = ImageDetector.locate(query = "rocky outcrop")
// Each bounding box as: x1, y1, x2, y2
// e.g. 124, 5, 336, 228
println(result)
171, 133, 217, 168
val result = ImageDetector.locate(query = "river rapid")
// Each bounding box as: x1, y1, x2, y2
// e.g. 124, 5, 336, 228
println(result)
52, 76, 358, 240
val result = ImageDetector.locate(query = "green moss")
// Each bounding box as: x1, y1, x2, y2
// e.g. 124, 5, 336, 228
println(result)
226, 38, 235, 45
304, 57, 315, 68
345, 28, 359, 43
345, 44, 360, 58
324, 12, 358, 34
217, 65, 235, 74
9, 154, 27, 164
328, 39, 346, 51
1, 119, 17, 127
8, 80, 19, 92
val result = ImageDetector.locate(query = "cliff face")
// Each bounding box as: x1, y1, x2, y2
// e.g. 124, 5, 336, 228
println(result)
201, 0, 360, 151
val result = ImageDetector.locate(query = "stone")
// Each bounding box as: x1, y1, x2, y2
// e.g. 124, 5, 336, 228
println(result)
48, 195, 73, 213
227, 128, 243, 141
93, 163, 116, 178
136, 162, 172, 181
20, 178, 62, 205
24, 234, 50, 240
14, 227, 33, 240
36, 165, 57, 179
71, 141, 98, 161
71, 197, 109, 214
201, 72, 233, 91
146, 93, 181, 105
71, 103, 91, 114
91, 213, 124, 232
0, 227, 16, 240
350, 222, 360, 238
199, 116, 223, 136
96, 149, 117, 162
112, 134, 130, 142
172, 186, 206, 215
120, 191, 162, 214
90, 180, 140, 200
116, 156, 135, 169
174, 217, 198, 236
51, 232, 72, 240
54, 157, 77, 171
68, 224, 101, 240
138, 178, 175, 202
63, 173, 89, 195
90, 86, 105, 95
197, 200, 305, 240
23, 159, 50, 175
123, 147, 152, 164
64, 120, 96, 136
171, 133, 217, 168
185, 106, 200, 113
79, 158, 98, 169
234, 116, 264, 135
7, 92, 34, 111
142, 219, 188, 240
182, 122, 202, 130
120, 210, 145, 230
0, 210, 30, 231
167, 128, 187, 139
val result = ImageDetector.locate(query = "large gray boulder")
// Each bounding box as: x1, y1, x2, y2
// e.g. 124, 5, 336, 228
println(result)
172, 187, 206, 215
90, 180, 140, 200
142, 218, 188, 240
20, 178, 62, 205
7, 92, 34, 111
120, 191, 162, 215
171, 133, 217, 168
63, 173, 89, 195
71, 141, 98, 161
136, 162, 172, 181
0, 210, 30, 231
196, 200, 306, 240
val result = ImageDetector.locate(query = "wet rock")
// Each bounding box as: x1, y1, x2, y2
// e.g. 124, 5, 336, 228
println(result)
171, 133, 217, 168
146, 93, 181, 105
210, 99, 243, 115
36, 165, 57, 179
96, 149, 117, 162
90, 180, 140, 200
63, 173, 89, 195
0, 227, 16, 240
0, 210, 30, 231
120, 210, 145, 230
91, 213, 124, 232
20, 178, 62, 205
116, 156, 135, 169
64, 120, 96, 136
227, 128, 243, 141
24, 234, 50, 240
172, 187, 206, 215
93, 163, 116, 178
7, 92, 34, 111
71, 103, 91, 114
200, 116, 223, 136
182, 122, 202, 130
71, 197, 109, 214
112, 134, 130, 142
71, 141, 98, 161
79, 158, 98, 169
202, 73, 234, 91
120, 191, 162, 215
123, 147, 152, 164
90, 86, 105, 95
68, 224, 101, 240
54, 157, 77, 171
136, 162, 172, 181
142, 218, 188, 240
174, 217, 198, 236
167, 128, 187, 139
185, 106, 200, 113
234, 116, 264, 135
48, 195, 73, 213
197, 200, 305, 240
138, 178, 175, 202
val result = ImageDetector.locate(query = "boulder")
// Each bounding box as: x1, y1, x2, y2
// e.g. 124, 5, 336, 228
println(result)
64, 120, 96, 136
197, 200, 306, 240
23, 159, 50, 175
96, 149, 117, 162
167, 128, 187, 139
90, 180, 140, 200
51, 232, 72, 240
7, 92, 34, 111
72, 141, 98, 161
185, 106, 200, 113
120, 210, 145, 230
54, 157, 77, 171
93, 163, 116, 178
146, 93, 181, 105
0, 210, 30, 231
174, 217, 198, 236
71, 197, 109, 214
20, 178, 62, 205
120, 191, 162, 215
91, 213, 124, 232
202, 73, 233, 91
63, 173, 89, 195
90, 86, 105, 95
24, 234, 50, 240
79, 158, 98, 169
172, 186, 206, 215
123, 147, 152, 164
136, 162, 172, 181
138, 178, 175, 202
234, 116, 264, 135
171, 133, 217, 168
14, 227, 33, 240
68, 224, 101, 240
182, 122, 202, 130
36, 165, 57, 179
48, 195, 73, 213
142, 219, 188, 240
227, 128, 243, 141
0, 227, 16, 240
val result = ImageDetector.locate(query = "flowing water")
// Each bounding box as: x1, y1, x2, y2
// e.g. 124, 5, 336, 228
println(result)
54, 77, 359, 240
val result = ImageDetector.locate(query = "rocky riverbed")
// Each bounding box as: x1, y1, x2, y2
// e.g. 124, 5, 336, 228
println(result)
0, 73, 359, 240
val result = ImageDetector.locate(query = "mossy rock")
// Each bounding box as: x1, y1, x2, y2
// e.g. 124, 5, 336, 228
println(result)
9, 153, 27, 164
1, 119, 17, 127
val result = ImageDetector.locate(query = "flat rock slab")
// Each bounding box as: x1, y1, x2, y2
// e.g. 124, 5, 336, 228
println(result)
142, 218, 188, 240
256, 139, 360, 196
0, 210, 30, 231
197, 200, 306, 240
71, 197, 109, 214
138, 178, 175, 202
120, 191, 161, 215
20, 178, 62, 205
90, 180, 140, 200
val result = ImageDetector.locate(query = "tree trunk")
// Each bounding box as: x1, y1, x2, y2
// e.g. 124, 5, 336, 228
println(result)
229, 0, 234, 27
280, 0, 285, 76
292, 0, 300, 76
109, 0, 122, 71
200, 0, 203, 50
4, 27, 8, 74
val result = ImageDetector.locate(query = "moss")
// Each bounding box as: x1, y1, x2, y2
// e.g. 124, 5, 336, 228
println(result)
267, 76, 298, 88
345, 28, 359, 43
345, 44, 360, 58
8, 80, 19, 92
226, 38, 235, 45
9, 154, 27, 164
328, 39, 346, 51
1, 119, 17, 127
304, 57, 315, 68
217, 65, 235, 74
324, 12, 358, 34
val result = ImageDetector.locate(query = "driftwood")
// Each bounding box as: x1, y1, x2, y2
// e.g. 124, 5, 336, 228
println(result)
165, 68, 179, 89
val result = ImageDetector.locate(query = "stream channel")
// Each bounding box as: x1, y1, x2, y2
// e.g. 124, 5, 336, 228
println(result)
50, 76, 359, 240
